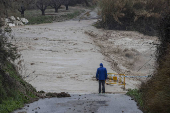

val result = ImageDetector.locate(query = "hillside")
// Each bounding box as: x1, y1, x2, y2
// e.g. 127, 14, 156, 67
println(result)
0, 27, 37, 113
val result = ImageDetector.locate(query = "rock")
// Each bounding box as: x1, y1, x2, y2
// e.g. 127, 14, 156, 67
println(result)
10, 16, 16, 21
5, 18, 10, 25
2, 16, 28, 27
1, 18, 4, 21
46, 92, 71, 97
8, 23, 15, 27
14, 20, 24, 26
17, 17, 20, 20
21, 18, 29, 24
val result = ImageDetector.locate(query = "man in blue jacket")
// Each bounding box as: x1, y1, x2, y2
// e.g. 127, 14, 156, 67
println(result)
96, 63, 107, 93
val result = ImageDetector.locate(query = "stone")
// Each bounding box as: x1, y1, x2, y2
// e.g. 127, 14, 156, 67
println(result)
21, 18, 29, 24
10, 16, 16, 21
8, 23, 15, 27
4, 18, 10, 26
17, 17, 20, 20
1, 18, 4, 21
14, 20, 24, 26
5, 18, 10, 23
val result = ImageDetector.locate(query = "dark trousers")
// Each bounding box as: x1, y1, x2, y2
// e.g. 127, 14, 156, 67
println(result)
99, 80, 105, 93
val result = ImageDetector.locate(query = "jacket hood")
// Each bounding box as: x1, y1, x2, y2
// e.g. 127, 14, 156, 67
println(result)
100, 63, 103, 67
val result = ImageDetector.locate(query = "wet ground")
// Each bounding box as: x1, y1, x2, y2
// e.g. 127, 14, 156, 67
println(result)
11, 7, 159, 113
13, 94, 142, 113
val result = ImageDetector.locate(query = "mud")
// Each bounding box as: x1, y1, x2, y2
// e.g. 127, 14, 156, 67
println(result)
11, 8, 158, 93
85, 30, 158, 77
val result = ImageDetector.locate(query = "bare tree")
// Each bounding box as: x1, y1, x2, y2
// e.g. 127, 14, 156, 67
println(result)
36, 0, 50, 15
0, 0, 12, 17
13, 0, 35, 17
17, 1, 26, 17
50, 0, 61, 13
62, 0, 70, 10
83, 0, 90, 6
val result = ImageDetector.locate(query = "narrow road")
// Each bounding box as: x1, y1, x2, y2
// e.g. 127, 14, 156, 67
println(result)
13, 94, 142, 113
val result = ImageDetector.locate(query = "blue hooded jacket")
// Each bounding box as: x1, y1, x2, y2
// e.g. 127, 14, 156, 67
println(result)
96, 63, 107, 80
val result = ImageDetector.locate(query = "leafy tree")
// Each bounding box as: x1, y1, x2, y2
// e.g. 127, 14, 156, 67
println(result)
50, 0, 61, 13
36, 0, 50, 15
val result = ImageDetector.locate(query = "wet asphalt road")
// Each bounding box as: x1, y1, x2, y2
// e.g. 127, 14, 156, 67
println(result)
13, 94, 142, 113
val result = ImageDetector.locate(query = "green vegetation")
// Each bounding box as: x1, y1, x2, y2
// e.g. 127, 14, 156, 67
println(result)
0, 20, 37, 112
0, 61, 37, 113
126, 89, 143, 108
61, 10, 81, 19
26, 10, 83, 24
126, 9, 170, 113
27, 15, 54, 24
13, 8, 83, 25
139, 11, 170, 113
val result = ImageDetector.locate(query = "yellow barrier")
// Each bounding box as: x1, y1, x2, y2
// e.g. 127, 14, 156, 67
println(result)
106, 73, 126, 89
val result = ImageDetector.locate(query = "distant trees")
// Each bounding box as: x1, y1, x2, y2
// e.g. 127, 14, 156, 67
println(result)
0, 0, 91, 17
50, 0, 61, 13
67, 0, 90, 6
36, 0, 71, 15
36, 0, 50, 15
49, 0, 70, 12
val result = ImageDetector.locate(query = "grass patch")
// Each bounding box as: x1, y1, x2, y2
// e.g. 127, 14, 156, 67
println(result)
126, 89, 143, 108
14, 7, 83, 25
0, 98, 24, 113
27, 15, 54, 25
61, 10, 81, 19
24, 9, 54, 25
25, 9, 83, 24
0, 61, 37, 113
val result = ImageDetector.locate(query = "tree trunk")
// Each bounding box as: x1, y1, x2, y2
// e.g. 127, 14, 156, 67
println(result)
21, 10, 25, 17
55, 7, 58, 13
5, 9, 8, 18
66, 5, 68, 10
84, 0, 90, 6
42, 10, 45, 15
21, 12, 24, 17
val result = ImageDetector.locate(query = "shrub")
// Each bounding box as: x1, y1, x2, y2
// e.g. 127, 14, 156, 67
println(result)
0, 19, 37, 113
126, 89, 143, 107
98, 0, 169, 35
140, 11, 170, 113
